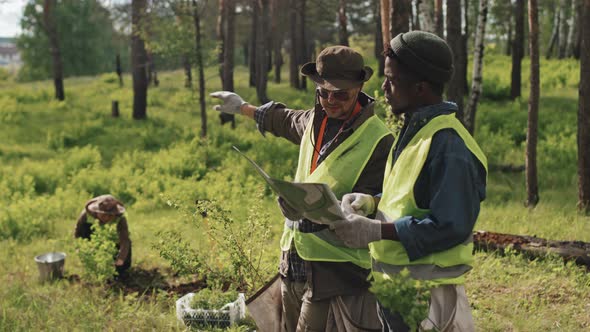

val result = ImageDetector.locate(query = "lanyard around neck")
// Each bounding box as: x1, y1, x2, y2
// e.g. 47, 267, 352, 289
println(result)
310, 101, 362, 174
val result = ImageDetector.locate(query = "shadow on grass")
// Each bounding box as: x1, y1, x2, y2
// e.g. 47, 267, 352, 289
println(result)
64, 267, 207, 296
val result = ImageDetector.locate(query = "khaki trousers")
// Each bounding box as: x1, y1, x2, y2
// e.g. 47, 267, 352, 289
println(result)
379, 284, 475, 332
281, 278, 381, 332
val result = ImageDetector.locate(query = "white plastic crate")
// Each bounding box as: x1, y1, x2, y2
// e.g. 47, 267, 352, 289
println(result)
176, 292, 246, 328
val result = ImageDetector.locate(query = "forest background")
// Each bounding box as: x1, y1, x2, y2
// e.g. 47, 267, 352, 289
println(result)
1, 0, 590, 331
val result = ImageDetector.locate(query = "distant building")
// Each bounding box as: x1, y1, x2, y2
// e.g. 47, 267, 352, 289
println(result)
0, 37, 21, 70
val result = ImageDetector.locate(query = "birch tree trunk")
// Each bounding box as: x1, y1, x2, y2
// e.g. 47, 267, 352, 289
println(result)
419, 0, 435, 33
510, 0, 525, 100
558, 0, 569, 59
464, 0, 488, 134
566, 0, 581, 58
446, 0, 465, 119
43, 0, 65, 101
131, 0, 148, 119
434, 0, 444, 38
546, 8, 560, 59
391, 0, 411, 39
413, 0, 421, 30
462, 0, 469, 94
338, 0, 349, 46
578, 0, 590, 213
526, 0, 540, 207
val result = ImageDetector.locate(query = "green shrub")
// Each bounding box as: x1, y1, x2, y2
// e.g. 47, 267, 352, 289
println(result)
75, 221, 119, 283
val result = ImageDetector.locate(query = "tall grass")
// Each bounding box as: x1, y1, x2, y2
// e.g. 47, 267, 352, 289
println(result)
0, 54, 588, 331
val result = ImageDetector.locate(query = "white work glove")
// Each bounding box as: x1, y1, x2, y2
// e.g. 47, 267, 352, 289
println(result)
332, 212, 382, 248
277, 197, 303, 221
341, 193, 376, 217
210, 91, 247, 114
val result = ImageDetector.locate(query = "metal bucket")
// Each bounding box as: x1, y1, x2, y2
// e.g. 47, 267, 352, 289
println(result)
34, 252, 66, 282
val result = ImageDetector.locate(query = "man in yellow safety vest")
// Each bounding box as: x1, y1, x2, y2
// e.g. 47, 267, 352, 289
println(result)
333, 31, 488, 331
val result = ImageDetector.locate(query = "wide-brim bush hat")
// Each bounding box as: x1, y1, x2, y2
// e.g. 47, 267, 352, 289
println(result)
86, 194, 125, 216
300, 46, 373, 90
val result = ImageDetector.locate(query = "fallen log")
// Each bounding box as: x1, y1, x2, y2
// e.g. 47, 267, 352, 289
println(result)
488, 164, 526, 173
473, 230, 590, 270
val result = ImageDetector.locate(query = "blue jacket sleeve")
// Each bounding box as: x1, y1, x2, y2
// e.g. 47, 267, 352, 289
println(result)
393, 130, 487, 261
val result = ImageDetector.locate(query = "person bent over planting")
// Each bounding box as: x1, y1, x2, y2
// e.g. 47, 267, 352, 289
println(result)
74, 194, 132, 278
211, 46, 394, 331
332, 31, 488, 331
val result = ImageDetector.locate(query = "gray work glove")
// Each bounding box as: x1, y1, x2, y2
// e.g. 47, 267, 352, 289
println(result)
277, 197, 303, 221
210, 91, 247, 114
341, 193, 376, 217
332, 212, 382, 248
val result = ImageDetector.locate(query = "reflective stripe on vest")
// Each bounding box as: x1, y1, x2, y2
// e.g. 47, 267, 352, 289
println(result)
369, 114, 488, 284
279, 114, 390, 269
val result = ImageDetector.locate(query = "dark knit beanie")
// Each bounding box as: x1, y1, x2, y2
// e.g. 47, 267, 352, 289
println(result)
390, 31, 454, 84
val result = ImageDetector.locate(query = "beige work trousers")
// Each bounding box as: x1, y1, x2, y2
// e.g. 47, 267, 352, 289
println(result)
419, 284, 475, 332
281, 278, 382, 332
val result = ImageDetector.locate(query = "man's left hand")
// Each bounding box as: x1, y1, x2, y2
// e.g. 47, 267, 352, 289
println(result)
332, 213, 381, 248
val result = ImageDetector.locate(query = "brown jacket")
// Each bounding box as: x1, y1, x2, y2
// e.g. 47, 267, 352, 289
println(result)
261, 92, 394, 300
74, 209, 131, 263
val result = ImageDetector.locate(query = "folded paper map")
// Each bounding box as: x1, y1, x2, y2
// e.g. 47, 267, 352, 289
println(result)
233, 146, 345, 224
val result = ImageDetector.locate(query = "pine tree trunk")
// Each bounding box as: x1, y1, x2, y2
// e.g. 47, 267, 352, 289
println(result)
419, 0, 435, 33
374, 0, 385, 76
446, 0, 465, 120
249, 2, 258, 87
464, 0, 488, 134
574, 0, 583, 58
43, 0, 65, 101
390, 0, 411, 38
338, 0, 349, 46
289, 0, 299, 89
511, 0, 525, 100
183, 55, 192, 88
297, 0, 307, 90
506, 10, 513, 56
116, 53, 123, 87
131, 0, 148, 120
271, 0, 284, 84
380, 0, 391, 47
193, 0, 207, 138
558, 0, 569, 59
578, 0, 590, 213
526, 0, 540, 207
220, 0, 236, 128
434, 0, 444, 38
255, 0, 270, 104
217, 0, 226, 87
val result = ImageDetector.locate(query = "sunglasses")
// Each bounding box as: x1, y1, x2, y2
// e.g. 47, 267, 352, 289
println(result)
317, 88, 352, 101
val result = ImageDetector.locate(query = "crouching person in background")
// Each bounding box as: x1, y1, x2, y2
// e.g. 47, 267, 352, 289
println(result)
74, 194, 132, 277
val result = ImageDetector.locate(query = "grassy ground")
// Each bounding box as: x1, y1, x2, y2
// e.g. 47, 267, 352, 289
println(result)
1, 54, 589, 331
